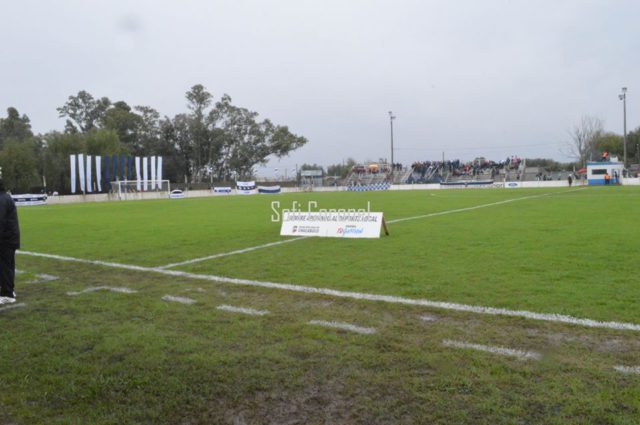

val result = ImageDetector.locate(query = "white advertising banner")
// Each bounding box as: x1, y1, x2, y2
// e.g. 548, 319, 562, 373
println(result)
96, 156, 102, 192
151, 156, 156, 189
142, 157, 148, 190
135, 156, 141, 191
213, 187, 232, 194
70, 155, 77, 194
280, 212, 385, 239
86, 155, 92, 193
156, 156, 163, 188
12, 194, 48, 206
236, 181, 257, 195
78, 153, 85, 193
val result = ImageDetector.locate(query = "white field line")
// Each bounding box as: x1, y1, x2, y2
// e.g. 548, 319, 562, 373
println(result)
217, 304, 269, 316
18, 249, 640, 332
156, 188, 584, 269
16, 268, 58, 283
30, 273, 58, 284
442, 339, 541, 361
0, 303, 26, 312
162, 295, 196, 305
614, 365, 640, 375
185, 287, 206, 293
156, 237, 305, 269
67, 286, 138, 296
386, 188, 586, 224
308, 320, 376, 335
20, 251, 153, 272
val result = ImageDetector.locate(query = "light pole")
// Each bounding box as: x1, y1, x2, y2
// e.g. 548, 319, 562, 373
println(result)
388, 111, 396, 168
619, 87, 628, 167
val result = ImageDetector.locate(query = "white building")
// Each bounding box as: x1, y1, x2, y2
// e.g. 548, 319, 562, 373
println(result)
586, 158, 624, 185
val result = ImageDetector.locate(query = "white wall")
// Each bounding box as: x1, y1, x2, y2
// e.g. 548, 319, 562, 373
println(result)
504, 180, 575, 189
621, 177, 640, 185
390, 184, 440, 191
48, 193, 111, 204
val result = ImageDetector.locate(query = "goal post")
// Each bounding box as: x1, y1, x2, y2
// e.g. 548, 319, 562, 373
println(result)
112, 180, 171, 200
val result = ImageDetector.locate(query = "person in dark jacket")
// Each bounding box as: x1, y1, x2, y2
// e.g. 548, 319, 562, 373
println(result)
0, 179, 20, 304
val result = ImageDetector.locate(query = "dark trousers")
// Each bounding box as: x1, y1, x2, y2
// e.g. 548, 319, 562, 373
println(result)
0, 247, 16, 297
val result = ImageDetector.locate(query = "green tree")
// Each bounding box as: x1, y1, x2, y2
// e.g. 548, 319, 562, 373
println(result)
327, 158, 356, 178
186, 84, 213, 115
209, 94, 307, 180
0, 107, 33, 148
101, 101, 142, 148
0, 139, 40, 192
57, 90, 111, 133
85, 129, 127, 156
42, 132, 84, 194
41, 129, 127, 194
593, 132, 623, 158
625, 127, 640, 165
299, 163, 324, 172
53, 85, 309, 186
161, 114, 193, 184
186, 85, 214, 182
524, 158, 578, 172
269, 124, 308, 158
134, 106, 162, 155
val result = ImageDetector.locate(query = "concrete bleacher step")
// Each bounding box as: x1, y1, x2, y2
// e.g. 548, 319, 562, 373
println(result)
396, 168, 413, 184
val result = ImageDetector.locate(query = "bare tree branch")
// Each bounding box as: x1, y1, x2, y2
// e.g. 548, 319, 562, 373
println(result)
565, 115, 604, 165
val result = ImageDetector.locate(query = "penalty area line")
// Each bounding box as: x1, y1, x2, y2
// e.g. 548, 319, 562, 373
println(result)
17, 248, 640, 332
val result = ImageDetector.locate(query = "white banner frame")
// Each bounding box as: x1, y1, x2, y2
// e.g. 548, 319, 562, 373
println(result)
280, 212, 385, 239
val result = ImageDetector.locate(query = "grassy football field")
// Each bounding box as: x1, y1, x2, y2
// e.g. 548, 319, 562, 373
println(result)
2, 186, 640, 424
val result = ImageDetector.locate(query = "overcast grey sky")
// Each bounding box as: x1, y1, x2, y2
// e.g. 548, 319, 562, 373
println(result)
1, 0, 639, 176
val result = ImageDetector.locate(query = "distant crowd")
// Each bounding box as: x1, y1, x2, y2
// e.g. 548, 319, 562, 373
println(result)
347, 156, 524, 183
410, 156, 522, 178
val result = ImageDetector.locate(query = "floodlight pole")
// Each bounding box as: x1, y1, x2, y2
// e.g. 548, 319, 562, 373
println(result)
619, 87, 628, 167
388, 111, 396, 168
